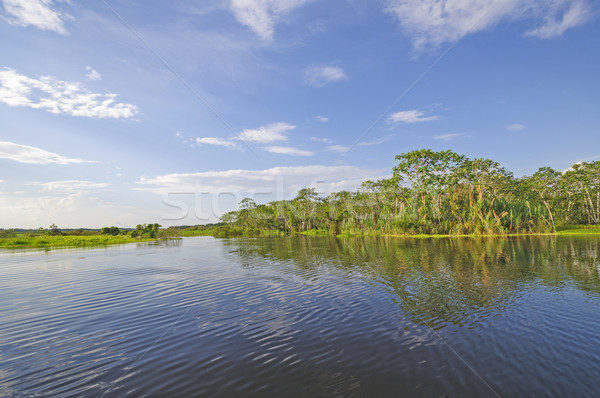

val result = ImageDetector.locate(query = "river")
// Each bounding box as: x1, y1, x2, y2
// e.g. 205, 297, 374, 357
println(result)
1, 236, 600, 397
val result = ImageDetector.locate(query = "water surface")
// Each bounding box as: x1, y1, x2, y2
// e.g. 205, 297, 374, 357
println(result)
1, 236, 600, 397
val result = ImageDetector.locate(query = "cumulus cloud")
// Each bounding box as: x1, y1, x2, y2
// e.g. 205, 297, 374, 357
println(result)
264, 145, 313, 156
1, 0, 69, 35
229, 0, 311, 41
315, 115, 328, 122
304, 65, 348, 87
238, 122, 295, 143
0, 68, 138, 119
507, 123, 526, 131
85, 66, 102, 81
388, 110, 438, 124
385, 0, 591, 50
195, 136, 240, 149
0, 141, 96, 164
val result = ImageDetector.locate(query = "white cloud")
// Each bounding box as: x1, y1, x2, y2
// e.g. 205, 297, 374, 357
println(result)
525, 1, 589, 38
137, 165, 387, 197
238, 122, 294, 143
264, 145, 313, 156
35, 180, 110, 192
357, 135, 394, 146
433, 133, 464, 141
385, 0, 591, 50
315, 115, 328, 122
0, 68, 138, 119
0, 141, 96, 164
310, 136, 332, 143
507, 123, 526, 131
229, 0, 310, 41
388, 110, 438, 124
304, 65, 348, 87
327, 145, 350, 153
1, 0, 69, 35
195, 136, 240, 149
85, 66, 102, 81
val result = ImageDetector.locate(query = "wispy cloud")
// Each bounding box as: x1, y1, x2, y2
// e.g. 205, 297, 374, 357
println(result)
310, 136, 332, 143
229, 0, 311, 41
388, 110, 438, 124
85, 66, 102, 81
357, 135, 394, 146
433, 133, 464, 141
1, 0, 69, 35
0, 141, 96, 165
507, 123, 526, 131
327, 145, 350, 153
315, 115, 328, 122
385, 0, 591, 50
181, 123, 301, 153
35, 180, 110, 192
0, 68, 138, 119
264, 146, 313, 156
525, 1, 589, 38
304, 65, 348, 87
137, 165, 386, 196
195, 136, 240, 149
238, 122, 294, 143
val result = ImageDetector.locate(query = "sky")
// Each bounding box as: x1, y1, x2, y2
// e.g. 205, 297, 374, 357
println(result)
0, 0, 599, 228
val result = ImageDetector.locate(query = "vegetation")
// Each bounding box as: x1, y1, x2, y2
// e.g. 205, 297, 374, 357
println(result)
0, 223, 181, 249
0, 235, 154, 248
210, 150, 600, 237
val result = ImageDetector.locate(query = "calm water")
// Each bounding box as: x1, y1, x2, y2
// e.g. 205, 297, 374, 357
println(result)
1, 236, 600, 397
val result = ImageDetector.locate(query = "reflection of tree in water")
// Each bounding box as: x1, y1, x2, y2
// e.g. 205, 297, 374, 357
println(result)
224, 236, 600, 329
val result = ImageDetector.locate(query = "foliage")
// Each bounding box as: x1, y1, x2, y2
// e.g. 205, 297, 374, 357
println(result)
0, 223, 181, 249
0, 229, 16, 238
130, 223, 161, 238
208, 150, 600, 237
101, 226, 122, 236
0, 235, 154, 248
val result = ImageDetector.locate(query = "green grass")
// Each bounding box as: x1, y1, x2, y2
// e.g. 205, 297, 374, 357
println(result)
556, 229, 600, 235
0, 235, 156, 249
300, 229, 331, 237
332, 226, 600, 239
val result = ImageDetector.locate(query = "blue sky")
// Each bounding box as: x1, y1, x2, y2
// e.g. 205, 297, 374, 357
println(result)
0, 0, 599, 228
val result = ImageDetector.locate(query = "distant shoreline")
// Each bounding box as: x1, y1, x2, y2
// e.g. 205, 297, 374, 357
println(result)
2, 227, 599, 250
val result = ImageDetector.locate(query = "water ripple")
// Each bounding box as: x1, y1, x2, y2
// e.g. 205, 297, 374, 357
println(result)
1, 236, 600, 396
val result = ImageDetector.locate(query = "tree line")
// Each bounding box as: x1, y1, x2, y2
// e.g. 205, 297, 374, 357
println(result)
213, 149, 600, 236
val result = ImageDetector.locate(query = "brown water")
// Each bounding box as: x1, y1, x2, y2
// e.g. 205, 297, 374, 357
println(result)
1, 235, 600, 397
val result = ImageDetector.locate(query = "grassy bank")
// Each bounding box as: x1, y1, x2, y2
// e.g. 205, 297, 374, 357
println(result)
184, 224, 600, 239
0, 235, 156, 249
337, 226, 600, 239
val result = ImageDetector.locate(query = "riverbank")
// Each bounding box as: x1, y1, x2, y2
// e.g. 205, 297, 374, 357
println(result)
180, 224, 600, 239
0, 235, 157, 249
4, 226, 598, 249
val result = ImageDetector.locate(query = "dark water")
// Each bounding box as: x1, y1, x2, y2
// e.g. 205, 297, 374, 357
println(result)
1, 236, 600, 397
